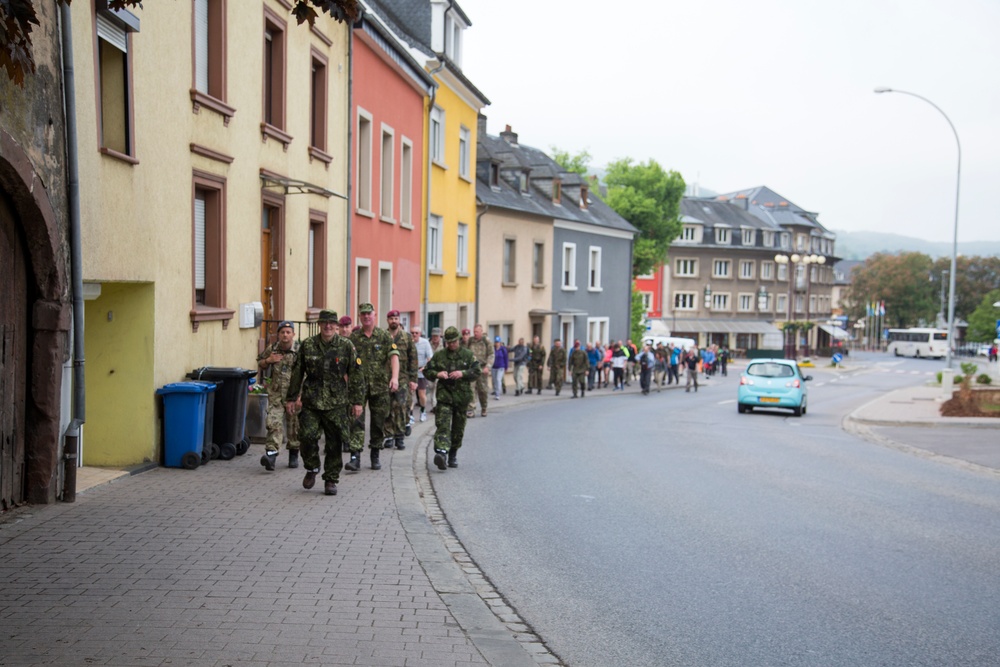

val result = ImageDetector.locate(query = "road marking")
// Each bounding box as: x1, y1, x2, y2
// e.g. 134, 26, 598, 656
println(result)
718, 399, 735, 404
573, 495, 596, 502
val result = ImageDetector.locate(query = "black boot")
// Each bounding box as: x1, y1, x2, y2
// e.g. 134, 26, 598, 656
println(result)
395, 436, 406, 450
260, 450, 277, 471
370, 448, 382, 470
345, 451, 361, 471
288, 450, 299, 468
433, 448, 448, 471
448, 447, 458, 468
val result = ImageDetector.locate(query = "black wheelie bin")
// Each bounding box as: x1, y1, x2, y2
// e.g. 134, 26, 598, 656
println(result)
187, 367, 257, 460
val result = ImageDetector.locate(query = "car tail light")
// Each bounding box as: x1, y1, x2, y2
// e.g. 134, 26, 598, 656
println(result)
785, 379, 800, 388
740, 377, 754, 386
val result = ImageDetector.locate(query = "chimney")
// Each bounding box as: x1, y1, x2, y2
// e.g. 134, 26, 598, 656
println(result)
477, 113, 488, 139
500, 124, 518, 145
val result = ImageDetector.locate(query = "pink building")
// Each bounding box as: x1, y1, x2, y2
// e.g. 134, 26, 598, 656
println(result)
349, 14, 434, 327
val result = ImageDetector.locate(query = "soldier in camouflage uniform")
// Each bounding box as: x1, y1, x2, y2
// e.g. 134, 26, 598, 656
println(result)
465, 324, 493, 418
424, 327, 481, 471
284, 310, 364, 496
347, 303, 400, 471
547, 338, 568, 396
256, 320, 300, 470
527, 335, 546, 395
386, 309, 417, 450
568, 339, 589, 398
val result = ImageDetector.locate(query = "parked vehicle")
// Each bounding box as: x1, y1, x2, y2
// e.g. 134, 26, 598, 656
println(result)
737, 358, 811, 416
886, 328, 949, 359
642, 335, 696, 351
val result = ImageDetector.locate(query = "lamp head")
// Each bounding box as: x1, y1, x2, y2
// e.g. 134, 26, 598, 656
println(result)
874, 86, 892, 94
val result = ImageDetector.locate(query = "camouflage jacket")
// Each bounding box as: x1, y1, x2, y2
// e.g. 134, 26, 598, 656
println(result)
467, 336, 494, 368
528, 344, 546, 371
286, 334, 364, 410
547, 346, 567, 371
423, 346, 481, 406
350, 327, 400, 393
569, 348, 589, 374
389, 327, 419, 384
256, 340, 300, 401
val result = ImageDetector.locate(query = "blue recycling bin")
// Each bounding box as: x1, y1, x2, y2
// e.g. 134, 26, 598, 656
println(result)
156, 382, 217, 469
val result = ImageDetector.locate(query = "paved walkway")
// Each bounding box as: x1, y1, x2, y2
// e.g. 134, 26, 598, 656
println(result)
2, 365, 997, 666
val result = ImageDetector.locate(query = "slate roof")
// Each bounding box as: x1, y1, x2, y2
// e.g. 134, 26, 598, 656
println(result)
476, 132, 638, 236
832, 259, 864, 285
680, 198, 783, 231
715, 186, 833, 235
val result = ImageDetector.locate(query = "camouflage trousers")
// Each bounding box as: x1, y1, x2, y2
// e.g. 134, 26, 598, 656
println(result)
265, 400, 299, 454
528, 366, 544, 392
432, 402, 468, 453
298, 407, 349, 482
387, 385, 410, 439
549, 369, 564, 395
467, 374, 489, 414
571, 371, 587, 397
350, 389, 391, 452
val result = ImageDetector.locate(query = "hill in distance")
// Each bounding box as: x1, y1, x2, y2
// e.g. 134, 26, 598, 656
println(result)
832, 230, 1000, 260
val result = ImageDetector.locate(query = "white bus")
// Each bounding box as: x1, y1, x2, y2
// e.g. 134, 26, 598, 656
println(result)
886, 328, 949, 358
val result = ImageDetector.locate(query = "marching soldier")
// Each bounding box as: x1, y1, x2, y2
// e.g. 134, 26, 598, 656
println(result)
424, 327, 481, 471
568, 340, 589, 398
527, 335, 546, 395
466, 324, 493, 417
347, 303, 400, 471
547, 339, 568, 396
256, 320, 300, 470
386, 309, 417, 450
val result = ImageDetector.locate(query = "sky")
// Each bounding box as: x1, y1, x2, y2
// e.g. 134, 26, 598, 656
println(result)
457, 0, 1000, 244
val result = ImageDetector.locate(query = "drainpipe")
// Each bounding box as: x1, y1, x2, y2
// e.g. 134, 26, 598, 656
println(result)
60, 3, 84, 502
345, 16, 359, 312
421, 68, 444, 328
474, 199, 488, 324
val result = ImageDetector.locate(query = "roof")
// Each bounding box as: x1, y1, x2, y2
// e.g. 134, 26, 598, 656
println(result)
680, 198, 782, 231
832, 259, 864, 285
714, 186, 832, 235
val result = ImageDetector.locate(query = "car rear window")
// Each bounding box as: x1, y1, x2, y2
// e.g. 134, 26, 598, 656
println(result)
747, 363, 795, 378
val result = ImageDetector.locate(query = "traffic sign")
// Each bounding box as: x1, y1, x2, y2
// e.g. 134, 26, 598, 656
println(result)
832, 353, 843, 365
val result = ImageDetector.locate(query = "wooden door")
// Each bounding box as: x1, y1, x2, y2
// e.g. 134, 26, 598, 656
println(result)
0, 194, 28, 509
261, 203, 283, 323
261, 215, 272, 322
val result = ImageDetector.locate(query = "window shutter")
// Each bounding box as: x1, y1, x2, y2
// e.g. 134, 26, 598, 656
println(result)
96, 13, 128, 53
194, 195, 206, 291
194, 0, 209, 93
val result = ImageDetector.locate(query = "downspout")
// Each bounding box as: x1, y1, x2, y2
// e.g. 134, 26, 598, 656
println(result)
345, 17, 358, 311
474, 199, 488, 324
60, 3, 84, 502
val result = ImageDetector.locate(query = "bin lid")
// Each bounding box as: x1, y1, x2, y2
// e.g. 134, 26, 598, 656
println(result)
187, 367, 257, 380
156, 381, 217, 395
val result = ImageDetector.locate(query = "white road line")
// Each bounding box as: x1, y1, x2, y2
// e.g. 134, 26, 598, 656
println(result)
718, 399, 736, 404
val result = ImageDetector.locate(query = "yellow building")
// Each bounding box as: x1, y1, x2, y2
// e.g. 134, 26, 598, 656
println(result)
72, 1, 351, 466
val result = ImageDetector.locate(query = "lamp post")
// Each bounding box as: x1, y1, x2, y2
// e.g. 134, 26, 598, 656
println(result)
703, 284, 712, 349
774, 253, 825, 358
875, 87, 961, 369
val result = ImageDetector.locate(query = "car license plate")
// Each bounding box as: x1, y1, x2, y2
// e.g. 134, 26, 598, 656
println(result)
760, 397, 780, 403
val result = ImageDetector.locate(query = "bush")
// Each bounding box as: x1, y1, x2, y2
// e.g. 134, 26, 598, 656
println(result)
936, 371, 942, 384
976, 374, 993, 385
954, 374, 964, 385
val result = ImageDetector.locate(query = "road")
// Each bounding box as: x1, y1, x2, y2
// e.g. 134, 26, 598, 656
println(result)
432, 353, 1000, 667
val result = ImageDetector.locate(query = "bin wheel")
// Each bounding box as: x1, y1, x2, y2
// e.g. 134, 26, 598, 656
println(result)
219, 442, 237, 460
236, 439, 250, 455
210, 443, 221, 460
181, 452, 201, 470
201, 449, 210, 465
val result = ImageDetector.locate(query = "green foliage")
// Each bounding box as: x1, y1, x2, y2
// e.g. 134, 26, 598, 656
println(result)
976, 374, 993, 385
960, 361, 979, 377
630, 284, 646, 344
603, 158, 685, 277
954, 374, 964, 385
965, 289, 1000, 343
931, 255, 1000, 321
550, 147, 592, 177
843, 252, 936, 327
936, 371, 942, 384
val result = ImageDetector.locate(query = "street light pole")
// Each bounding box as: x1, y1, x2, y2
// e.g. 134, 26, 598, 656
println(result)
875, 87, 961, 369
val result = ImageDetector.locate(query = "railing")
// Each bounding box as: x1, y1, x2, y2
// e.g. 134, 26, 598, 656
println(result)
259, 319, 321, 349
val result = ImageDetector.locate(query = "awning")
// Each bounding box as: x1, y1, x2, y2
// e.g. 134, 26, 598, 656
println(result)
528, 309, 558, 317
818, 323, 851, 340
664, 318, 782, 336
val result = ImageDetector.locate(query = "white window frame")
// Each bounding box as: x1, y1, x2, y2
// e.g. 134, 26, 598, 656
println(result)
780, 233, 790, 249
427, 214, 443, 272
738, 293, 754, 312
674, 292, 696, 311
742, 228, 756, 246
400, 137, 413, 228
761, 261, 774, 280
587, 317, 609, 346
640, 292, 653, 312
776, 294, 788, 315
712, 293, 730, 311
356, 108, 373, 215
675, 258, 697, 277
762, 230, 774, 247
378, 262, 393, 315
457, 222, 468, 275
532, 241, 545, 286
430, 106, 445, 166
379, 123, 395, 222
716, 227, 731, 244
561, 242, 577, 290
458, 125, 471, 180
588, 245, 602, 291
502, 236, 516, 285
739, 259, 755, 280
712, 259, 731, 278
777, 263, 788, 281
680, 225, 697, 242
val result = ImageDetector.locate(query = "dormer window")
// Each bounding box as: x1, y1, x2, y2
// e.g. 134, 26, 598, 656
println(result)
444, 11, 466, 67
519, 171, 529, 194
552, 179, 562, 205
580, 185, 589, 209
716, 227, 731, 244
489, 163, 499, 188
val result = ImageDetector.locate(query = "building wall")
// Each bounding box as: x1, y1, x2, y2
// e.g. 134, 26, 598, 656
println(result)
72, 1, 350, 465
350, 32, 425, 324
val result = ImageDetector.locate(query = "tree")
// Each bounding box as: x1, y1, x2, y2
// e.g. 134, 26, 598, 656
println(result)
550, 147, 592, 177
630, 283, 646, 344
964, 289, 1000, 343
930, 255, 1000, 322
843, 252, 936, 328
1, 0, 360, 86
603, 158, 685, 277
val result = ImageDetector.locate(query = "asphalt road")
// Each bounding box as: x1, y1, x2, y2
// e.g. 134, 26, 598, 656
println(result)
432, 355, 1000, 667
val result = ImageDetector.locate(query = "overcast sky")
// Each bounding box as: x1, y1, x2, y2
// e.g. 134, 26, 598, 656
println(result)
458, 0, 1000, 243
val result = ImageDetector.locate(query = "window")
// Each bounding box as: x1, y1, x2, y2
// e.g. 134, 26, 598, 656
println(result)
713, 259, 731, 278
192, 171, 228, 322
679, 225, 699, 242
355, 260, 371, 312
309, 51, 328, 156
519, 171, 529, 194
738, 293, 754, 312
444, 12, 465, 66
459, 126, 470, 179
777, 263, 788, 281
796, 234, 807, 251
262, 8, 287, 137
428, 214, 442, 271
716, 227, 730, 244
761, 261, 774, 280
675, 258, 697, 277
674, 292, 696, 310
379, 265, 392, 314
795, 294, 804, 314
780, 233, 790, 249
192, 0, 232, 121
712, 293, 730, 311
587, 318, 609, 345
503, 238, 516, 284
96, 9, 139, 159
561, 243, 577, 289
356, 110, 372, 213
553, 179, 562, 204
809, 294, 816, 314
400, 139, 413, 227
588, 246, 602, 291
457, 223, 468, 274
532, 242, 545, 286
489, 163, 500, 188
742, 228, 756, 245
762, 231, 774, 247
776, 294, 787, 314
380, 126, 394, 221
307, 211, 326, 314
430, 106, 444, 165
739, 260, 755, 279
640, 292, 653, 311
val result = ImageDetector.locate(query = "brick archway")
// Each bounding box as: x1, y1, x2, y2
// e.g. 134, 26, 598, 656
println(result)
0, 130, 70, 505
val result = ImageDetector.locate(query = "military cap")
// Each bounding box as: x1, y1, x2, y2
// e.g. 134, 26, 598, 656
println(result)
339, 315, 352, 327
461, 328, 471, 335
358, 302, 374, 314
318, 310, 338, 322
444, 326, 460, 342
430, 327, 442, 336
277, 320, 295, 332
387, 309, 400, 318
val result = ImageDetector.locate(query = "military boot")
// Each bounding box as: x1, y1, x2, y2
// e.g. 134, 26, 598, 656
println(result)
370, 448, 382, 471
433, 448, 448, 471
448, 447, 458, 468
288, 450, 299, 468
345, 452, 361, 472
260, 450, 277, 471
395, 436, 406, 450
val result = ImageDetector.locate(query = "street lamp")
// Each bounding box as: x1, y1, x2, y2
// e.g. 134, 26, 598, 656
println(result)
875, 87, 961, 369
757, 285, 768, 311
775, 253, 826, 357
703, 284, 712, 310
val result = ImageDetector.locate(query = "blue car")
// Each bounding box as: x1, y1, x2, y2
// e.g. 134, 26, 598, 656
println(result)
737, 358, 812, 416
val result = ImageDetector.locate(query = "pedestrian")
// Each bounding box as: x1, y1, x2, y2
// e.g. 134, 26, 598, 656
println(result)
684, 348, 700, 392
284, 310, 364, 496
611, 342, 627, 390
625, 339, 638, 385
511, 337, 529, 396
426, 327, 443, 411
347, 303, 400, 471
411, 325, 433, 423
637, 343, 655, 394
386, 309, 417, 450
719, 346, 730, 376
702, 346, 716, 379
547, 338, 567, 396
338, 314, 351, 333
668, 344, 681, 385
602, 342, 613, 388
586, 342, 600, 391
491, 336, 508, 400
425, 326, 481, 471
653, 344, 667, 392
460, 327, 471, 349
569, 340, 589, 398
256, 320, 300, 470
527, 335, 546, 395
465, 324, 492, 417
